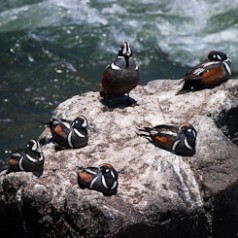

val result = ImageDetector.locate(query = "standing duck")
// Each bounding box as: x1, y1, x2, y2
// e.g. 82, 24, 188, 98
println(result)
101, 42, 140, 107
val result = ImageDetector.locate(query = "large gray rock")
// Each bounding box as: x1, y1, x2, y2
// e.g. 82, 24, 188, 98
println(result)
0, 79, 238, 238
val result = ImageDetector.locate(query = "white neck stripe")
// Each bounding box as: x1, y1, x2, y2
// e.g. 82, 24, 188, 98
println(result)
111, 62, 122, 70
101, 175, 109, 189
67, 131, 74, 148
19, 157, 24, 171
74, 128, 86, 138
172, 140, 180, 151
223, 61, 232, 76
184, 138, 193, 150
110, 181, 117, 190
26, 154, 38, 162
90, 177, 98, 189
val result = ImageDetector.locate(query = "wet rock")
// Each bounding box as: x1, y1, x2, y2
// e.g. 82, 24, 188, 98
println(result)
0, 79, 238, 238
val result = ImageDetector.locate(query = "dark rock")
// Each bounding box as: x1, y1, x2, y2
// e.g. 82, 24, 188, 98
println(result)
215, 107, 238, 146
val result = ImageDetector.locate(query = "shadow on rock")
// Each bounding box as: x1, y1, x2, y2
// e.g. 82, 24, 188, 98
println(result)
115, 210, 208, 238
100, 92, 138, 109
212, 179, 238, 238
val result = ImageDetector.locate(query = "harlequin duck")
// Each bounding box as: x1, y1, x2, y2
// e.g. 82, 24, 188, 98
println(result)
7, 139, 44, 177
176, 51, 232, 95
78, 163, 118, 196
138, 123, 197, 156
101, 42, 140, 107
47, 116, 89, 149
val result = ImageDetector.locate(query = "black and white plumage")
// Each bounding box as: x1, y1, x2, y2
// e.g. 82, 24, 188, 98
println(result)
176, 51, 232, 95
47, 116, 89, 149
7, 139, 44, 177
101, 42, 140, 106
78, 163, 118, 196
138, 123, 197, 156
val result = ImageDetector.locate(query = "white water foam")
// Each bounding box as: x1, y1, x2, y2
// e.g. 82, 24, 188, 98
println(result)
0, 0, 237, 70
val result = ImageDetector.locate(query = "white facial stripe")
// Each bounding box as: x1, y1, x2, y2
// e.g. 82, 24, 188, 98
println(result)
67, 131, 74, 148
187, 129, 192, 132
172, 140, 180, 151
110, 170, 115, 178
223, 61, 232, 76
90, 176, 98, 189
184, 138, 193, 150
74, 128, 86, 138
111, 62, 122, 70
122, 43, 131, 56
26, 154, 38, 162
217, 54, 222, 60
135, 65, 139, 70
31, 141, 37, 151
122, 45, 127, 55
127, 45, 132, 56
192, 130, 197, 138
123, 43, 127, 54
37, 140, 41, 149
110, 181, 117, 190
128, 43, 132, 55
101, 175, 109, 189
81, 117, 88, 128
129, 47, 132, 55
19, 157, 24, 171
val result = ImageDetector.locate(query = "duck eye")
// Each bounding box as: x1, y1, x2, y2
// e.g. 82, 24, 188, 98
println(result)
73, 120, 79, 126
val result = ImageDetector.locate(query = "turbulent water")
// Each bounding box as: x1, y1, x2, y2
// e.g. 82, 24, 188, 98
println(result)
0, 0, 237, 169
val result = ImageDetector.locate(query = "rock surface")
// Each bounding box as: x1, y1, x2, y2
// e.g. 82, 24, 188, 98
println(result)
1, 79, 238, 238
